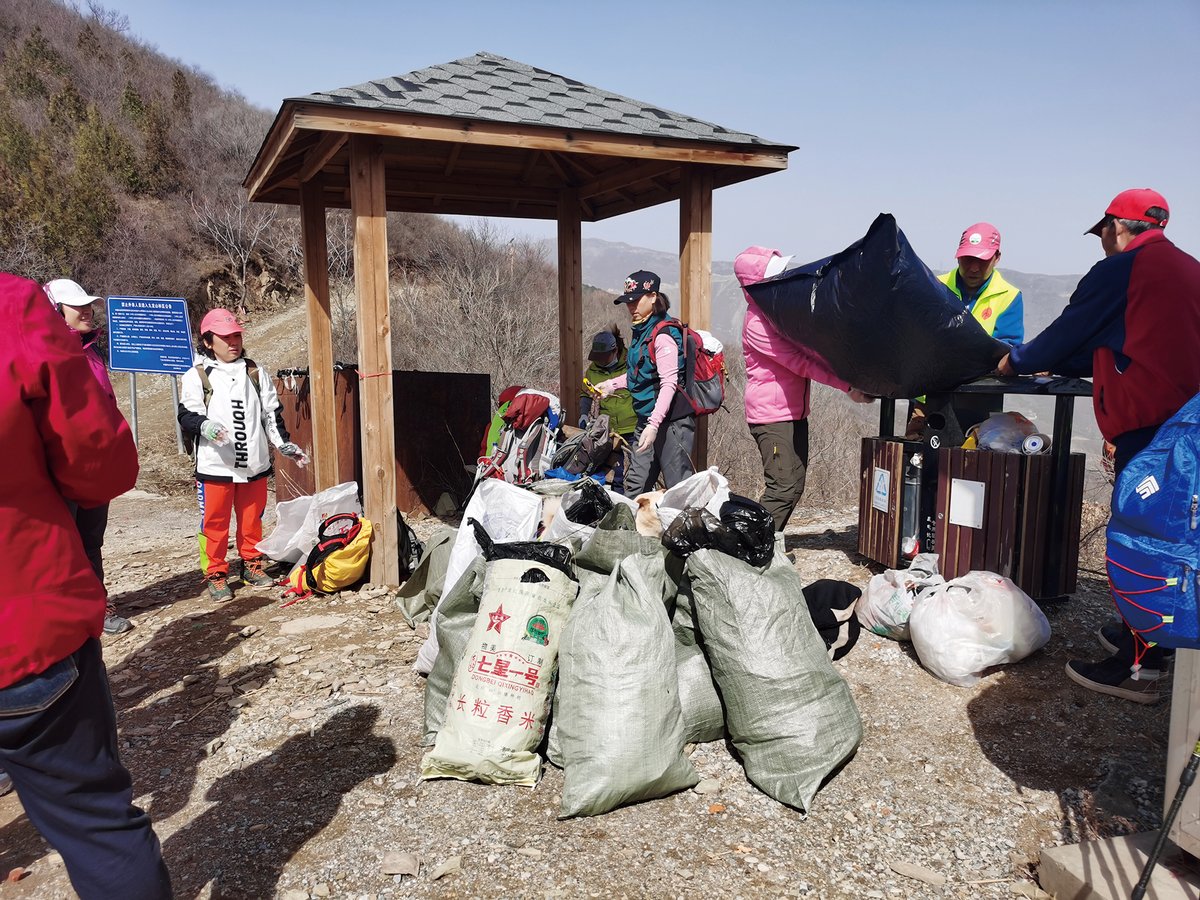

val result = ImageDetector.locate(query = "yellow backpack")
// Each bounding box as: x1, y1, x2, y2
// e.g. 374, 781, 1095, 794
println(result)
282, 513, 372, 602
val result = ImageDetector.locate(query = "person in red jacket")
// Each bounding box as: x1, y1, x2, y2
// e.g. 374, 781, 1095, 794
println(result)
999, 188, 1200, 703
0, 274, 171, 898
43, 277, 133, 635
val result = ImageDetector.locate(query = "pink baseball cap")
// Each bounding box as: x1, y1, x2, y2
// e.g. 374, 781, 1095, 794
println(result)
955, 223, 1001, 260
199, 308, 243, 336
1086, 188, 1169, 236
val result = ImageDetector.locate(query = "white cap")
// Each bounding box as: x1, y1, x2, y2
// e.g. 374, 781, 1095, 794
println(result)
44, 279, 101, 307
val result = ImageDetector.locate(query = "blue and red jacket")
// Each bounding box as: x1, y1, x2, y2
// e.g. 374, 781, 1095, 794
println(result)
1009, 230, 1200, 442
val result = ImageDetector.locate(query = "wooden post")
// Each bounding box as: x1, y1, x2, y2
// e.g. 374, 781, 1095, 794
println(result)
299, 178, 339, 492
558, 188, 583, 427
349, 136, 400, 585
679, 166, 714, 466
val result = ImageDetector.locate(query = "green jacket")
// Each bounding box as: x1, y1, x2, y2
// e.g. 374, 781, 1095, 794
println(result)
582, 353, 637, 435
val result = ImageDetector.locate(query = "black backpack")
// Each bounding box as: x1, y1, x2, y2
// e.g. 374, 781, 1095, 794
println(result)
551, 413, 614, 477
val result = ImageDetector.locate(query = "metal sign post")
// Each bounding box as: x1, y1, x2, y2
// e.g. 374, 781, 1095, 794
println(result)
106, 296, 194, 448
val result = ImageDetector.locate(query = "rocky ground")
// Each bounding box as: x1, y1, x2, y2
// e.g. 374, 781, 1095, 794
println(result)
0, 485, 1184, 900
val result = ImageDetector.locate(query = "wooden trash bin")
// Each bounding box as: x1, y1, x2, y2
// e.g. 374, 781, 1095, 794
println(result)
273, 367, 491, 515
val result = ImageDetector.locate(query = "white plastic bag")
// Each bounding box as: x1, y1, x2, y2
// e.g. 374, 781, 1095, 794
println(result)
908, 571, 1051, 687
656, 467, 730, 532
857, 552, 943, 641
414, 480, 543, 674
256, 481, 361, 563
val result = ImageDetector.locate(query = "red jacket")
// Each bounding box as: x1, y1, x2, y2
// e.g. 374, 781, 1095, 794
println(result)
0, 274, 139, 688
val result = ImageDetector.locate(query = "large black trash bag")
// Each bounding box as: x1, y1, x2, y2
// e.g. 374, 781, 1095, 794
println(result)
720, 494, 775, 568
466, 517, 576, 579
744, 214, 1009, 398
662, 508, 744, 561
663, 498, 774, 568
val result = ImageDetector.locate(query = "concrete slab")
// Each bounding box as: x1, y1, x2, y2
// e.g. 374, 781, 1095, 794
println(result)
1040, 831, 1200, 900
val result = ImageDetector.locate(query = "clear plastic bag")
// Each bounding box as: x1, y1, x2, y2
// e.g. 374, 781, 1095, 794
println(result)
256, 481, 361, 563
856, 552, 943, 641
908, 571, 1051, 686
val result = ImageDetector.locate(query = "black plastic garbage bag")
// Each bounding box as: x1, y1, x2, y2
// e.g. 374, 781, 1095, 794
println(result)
562, 477, 615, 526
720, 494, 775, 568
743, 214, 1009, 398
467, 517, 575, 579
662, 508, 743, 560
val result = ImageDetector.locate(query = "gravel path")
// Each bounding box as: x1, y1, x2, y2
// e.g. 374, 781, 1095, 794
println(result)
0, 495, 1169, 899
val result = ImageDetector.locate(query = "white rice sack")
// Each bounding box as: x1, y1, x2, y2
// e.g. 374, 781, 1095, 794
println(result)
421, 557, 578, 786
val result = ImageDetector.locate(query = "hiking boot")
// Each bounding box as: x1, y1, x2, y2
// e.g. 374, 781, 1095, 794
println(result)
241, 557, 274, 588
207, 573, 233, 602
103, 602, 133, 635
1065, 655, 1166, 705
1096, 619, 1174, 660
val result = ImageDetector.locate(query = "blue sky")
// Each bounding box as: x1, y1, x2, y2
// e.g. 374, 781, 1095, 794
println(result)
110, 0, 1199, 275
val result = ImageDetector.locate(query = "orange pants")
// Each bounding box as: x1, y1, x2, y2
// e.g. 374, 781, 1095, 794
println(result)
196, 478, 268, 577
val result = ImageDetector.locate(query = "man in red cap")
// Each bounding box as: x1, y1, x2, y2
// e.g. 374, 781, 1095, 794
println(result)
999, 188, 1200, 703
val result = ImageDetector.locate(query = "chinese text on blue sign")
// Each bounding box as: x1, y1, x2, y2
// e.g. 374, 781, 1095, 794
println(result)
106, 297, 193, 375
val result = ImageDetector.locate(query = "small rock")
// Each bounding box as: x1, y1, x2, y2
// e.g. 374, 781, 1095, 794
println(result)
279, 654, 302, 666
312, 885, 330, 898
363, 796, 386, 807
430, 855, 461, 880
693, 778, 721, 795
288, 708, 317, 720
381, 851, 420, 876
889, 861, 946, 887
516, 848, 543, 858
181, 673, 202, 685
6, 867, 27, 883
707, 803, 726, 814
204, 737, 225, 757
280, 891, 307, 900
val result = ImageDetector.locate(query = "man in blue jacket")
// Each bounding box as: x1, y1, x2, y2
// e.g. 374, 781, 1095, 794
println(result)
999, 188, 1200, 703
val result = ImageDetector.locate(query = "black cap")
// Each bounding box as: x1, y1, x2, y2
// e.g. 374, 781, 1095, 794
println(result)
613, 270, 661, 305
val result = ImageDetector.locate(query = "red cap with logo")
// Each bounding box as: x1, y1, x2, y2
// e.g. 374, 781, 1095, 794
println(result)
199, 308, 243, 336
1087, 188, 1169, 236
955, 222, 1001, 261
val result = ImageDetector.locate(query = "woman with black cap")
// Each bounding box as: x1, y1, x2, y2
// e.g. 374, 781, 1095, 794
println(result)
596, 270, 695, 495
579, 326, 637, 493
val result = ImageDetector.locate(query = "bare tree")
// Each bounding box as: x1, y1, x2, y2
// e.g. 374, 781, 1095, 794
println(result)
189, 191, 279, 315
83, 1, 130, 33
0, 220, 54, 283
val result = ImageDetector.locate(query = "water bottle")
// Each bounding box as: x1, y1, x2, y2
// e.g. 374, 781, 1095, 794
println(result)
900, 452, 923, 558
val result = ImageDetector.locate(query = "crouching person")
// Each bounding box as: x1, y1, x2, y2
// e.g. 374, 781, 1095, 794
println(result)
178, 309, 308, 602
0, 273, 171, 899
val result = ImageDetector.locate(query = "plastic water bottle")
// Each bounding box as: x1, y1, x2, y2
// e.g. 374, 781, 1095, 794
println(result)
900, 452, 923, 558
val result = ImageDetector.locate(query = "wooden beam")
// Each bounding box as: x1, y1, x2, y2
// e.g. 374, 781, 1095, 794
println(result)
299, 132, 347, 183
299, 179, 339, 491
558, 188, 584, 428
292, 104, 792, 169
679, 165, 714, 469
244, 107, 298, 200
578, 159, 674, 200
349, 135, 400, 585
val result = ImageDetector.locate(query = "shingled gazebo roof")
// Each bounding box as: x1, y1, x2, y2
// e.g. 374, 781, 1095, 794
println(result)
244, 51, 795, 221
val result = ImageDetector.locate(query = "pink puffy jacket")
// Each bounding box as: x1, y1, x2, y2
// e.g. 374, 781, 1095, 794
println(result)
736, 246, 850, 425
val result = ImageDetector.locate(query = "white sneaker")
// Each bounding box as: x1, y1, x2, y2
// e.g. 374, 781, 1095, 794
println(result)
0, 771, 12, 797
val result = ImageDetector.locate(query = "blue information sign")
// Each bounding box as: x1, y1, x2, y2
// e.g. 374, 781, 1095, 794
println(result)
106, 296, 194, 375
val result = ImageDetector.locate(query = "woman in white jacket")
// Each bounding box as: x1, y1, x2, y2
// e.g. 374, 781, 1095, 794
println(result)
177, 308, 307, 601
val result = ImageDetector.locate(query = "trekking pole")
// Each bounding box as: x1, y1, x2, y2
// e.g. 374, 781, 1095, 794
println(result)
1132, 733, 1200, 900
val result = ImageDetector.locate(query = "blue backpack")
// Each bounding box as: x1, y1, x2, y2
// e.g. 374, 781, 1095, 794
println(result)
1106, 391, 1200, 650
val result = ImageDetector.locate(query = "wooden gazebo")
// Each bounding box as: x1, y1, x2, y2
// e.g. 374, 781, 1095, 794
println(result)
243, 52, 795, 583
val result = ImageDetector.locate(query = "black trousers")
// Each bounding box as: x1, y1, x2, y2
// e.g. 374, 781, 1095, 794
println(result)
0, 639, 171, 898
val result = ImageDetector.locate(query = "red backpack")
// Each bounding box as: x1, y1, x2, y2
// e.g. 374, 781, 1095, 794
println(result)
649, 319, 727, 420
